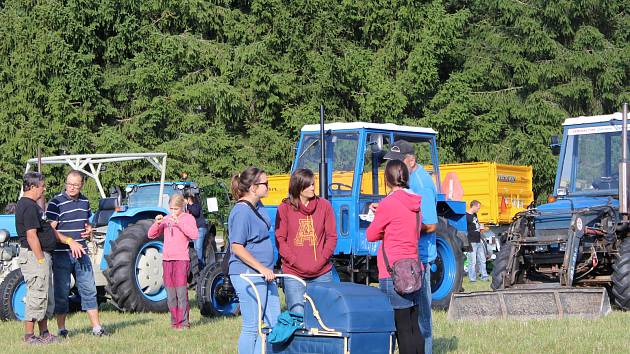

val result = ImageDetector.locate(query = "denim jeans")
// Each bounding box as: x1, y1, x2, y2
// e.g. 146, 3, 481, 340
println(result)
283, 269, 333, 315
378, 277, 421, 309
230, 273, 281, 354
194, 227, 208, 269
53, 251, 98, 313
467, 242, 488, 281
419, 262, 432, 354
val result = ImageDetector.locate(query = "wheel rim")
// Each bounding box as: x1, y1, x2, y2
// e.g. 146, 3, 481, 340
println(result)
12, 280, 27, 321
211, 274, 238, 315
431, 236, 456, 301
135, 241, 166, 301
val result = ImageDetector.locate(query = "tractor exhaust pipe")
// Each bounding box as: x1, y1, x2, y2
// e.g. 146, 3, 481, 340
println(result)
319, 104, 329, 200
620, 102, 629, 220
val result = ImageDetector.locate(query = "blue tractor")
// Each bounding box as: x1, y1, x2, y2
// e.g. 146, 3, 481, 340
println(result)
0, 153, 214, 319
197, 122, 469, 316
449, 106, 630, 319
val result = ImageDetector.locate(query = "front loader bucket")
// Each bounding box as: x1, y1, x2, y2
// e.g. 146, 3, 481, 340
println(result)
447, 287, 611, 321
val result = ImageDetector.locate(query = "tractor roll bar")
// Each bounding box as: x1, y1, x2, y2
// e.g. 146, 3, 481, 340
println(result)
23, 153, 167, 203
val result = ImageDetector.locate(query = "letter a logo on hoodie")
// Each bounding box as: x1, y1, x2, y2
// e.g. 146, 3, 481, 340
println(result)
294, 216, 317, 259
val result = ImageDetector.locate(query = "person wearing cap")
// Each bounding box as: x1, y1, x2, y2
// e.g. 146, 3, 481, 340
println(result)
377, 139, 438, 354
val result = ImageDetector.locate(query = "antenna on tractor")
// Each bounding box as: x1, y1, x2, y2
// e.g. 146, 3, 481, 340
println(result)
319, 104, 329, 200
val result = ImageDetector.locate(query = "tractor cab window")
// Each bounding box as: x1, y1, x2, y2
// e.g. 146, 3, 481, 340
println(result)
559, 127, 630, 195
295, 132, 359, 197
360, 134, 437, 197
360, 133, 391, 196
127, 184, 181, 208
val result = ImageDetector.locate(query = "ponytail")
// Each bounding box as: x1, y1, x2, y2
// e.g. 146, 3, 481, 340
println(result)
231, 167, 265, 200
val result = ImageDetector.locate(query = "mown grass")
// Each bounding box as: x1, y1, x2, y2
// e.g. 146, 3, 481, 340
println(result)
1, 280, 629, 353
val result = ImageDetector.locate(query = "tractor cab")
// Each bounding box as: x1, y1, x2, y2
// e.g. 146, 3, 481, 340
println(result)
534, 113, 630, 234
287, 123, 447, 257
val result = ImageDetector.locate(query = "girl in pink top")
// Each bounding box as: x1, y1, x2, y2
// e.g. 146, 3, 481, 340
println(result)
148, 194, 198, 329
366, 159, 424, 354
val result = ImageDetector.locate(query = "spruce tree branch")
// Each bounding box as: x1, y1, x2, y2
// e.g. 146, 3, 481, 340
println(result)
471, 86, 523, 94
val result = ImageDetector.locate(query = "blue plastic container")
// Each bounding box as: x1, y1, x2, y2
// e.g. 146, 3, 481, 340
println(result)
265, 282, 396, 354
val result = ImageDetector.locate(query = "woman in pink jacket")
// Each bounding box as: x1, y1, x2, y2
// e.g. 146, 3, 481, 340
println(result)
148, 194, 198, 330
366, 160, 424, 354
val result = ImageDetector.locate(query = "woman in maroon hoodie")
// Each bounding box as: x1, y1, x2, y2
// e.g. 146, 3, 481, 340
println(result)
275, 168, 337, 314
367, 160, 424, 354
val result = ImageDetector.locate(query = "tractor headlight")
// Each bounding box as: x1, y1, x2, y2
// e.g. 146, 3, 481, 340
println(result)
0, 229, 9, 243
535, 245, 548, 252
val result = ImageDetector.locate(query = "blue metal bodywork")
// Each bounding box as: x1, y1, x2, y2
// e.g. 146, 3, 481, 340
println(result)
0, 215, 17, 236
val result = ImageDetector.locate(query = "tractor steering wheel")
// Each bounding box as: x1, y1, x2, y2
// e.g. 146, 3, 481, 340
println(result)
329, 182, 352, 191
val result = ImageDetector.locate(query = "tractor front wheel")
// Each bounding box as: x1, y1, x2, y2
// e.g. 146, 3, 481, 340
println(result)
431, 218, 464, 310
196, 262, 240, 317
491, 241, 513, 290
612, 237, 630, 310
0, 269, 27, 321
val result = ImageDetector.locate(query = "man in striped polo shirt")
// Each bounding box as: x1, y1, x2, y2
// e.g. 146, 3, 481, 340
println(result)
46, 170, 108, 337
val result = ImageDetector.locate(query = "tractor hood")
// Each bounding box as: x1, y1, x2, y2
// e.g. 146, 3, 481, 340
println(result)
534, 196, 618, 231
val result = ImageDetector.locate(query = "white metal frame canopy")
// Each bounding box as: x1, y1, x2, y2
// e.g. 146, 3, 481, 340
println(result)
24, 153, 168, 205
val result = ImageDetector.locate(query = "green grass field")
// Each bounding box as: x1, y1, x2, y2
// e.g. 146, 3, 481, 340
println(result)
1, 279, 629, 353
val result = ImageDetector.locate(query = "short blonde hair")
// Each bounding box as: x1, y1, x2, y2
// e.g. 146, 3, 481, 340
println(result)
169, 194, 186, 208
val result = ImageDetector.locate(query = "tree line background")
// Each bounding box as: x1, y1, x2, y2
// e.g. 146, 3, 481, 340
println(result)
1, 0, 629, 209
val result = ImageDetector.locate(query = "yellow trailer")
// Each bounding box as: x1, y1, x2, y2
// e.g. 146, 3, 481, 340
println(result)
438, 162, 533, 227
264, 162, 533, 228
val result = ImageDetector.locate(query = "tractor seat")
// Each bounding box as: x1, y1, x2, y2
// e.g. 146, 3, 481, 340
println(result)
92, 197, 119, 227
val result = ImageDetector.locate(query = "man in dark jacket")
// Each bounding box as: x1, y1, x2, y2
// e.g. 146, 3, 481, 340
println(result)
466, 200, 488, 281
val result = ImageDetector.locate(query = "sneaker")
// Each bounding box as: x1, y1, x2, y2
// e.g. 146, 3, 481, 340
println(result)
481, 277, 489, 281
23, 335, 42, 345
92, 328, 109, 337
58, 329, 69, 338
39, 333, 59, 344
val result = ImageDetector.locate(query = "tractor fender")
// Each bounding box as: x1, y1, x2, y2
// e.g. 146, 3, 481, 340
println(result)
0, 215, 17, 237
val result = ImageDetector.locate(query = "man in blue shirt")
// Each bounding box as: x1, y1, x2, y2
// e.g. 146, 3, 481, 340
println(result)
46, 170, 108, 338
384, 140, 437, 354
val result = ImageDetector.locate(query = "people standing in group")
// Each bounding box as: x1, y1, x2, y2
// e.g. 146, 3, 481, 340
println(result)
148, 194, 198, 330
275, 168, 337, 314
186, 194, 208, 269
378, 140, 437, 354
15, 172, 85, 345
228, 167, 280, 354
466, 200, 488, 282
367, 160, 424, 354
46, 170, 108, 338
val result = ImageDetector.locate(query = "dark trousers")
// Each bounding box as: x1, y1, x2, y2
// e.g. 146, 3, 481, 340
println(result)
394, 306, 425, 354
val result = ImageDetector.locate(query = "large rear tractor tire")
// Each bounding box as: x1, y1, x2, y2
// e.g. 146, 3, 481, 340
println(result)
612, 237, 630, 310
196, 262, 240, 317
431, 218, 464, 310
104, 220, 168, 312
0, 269, 26, 321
